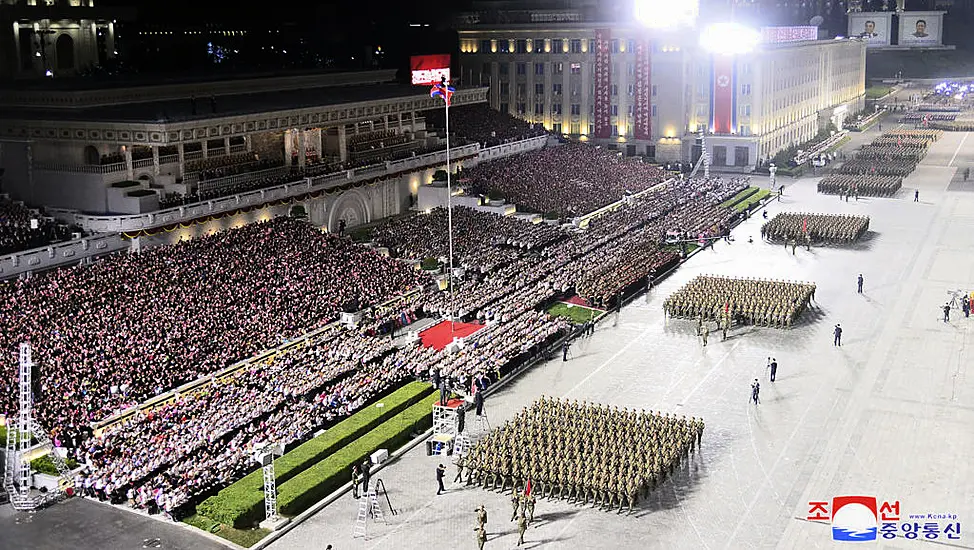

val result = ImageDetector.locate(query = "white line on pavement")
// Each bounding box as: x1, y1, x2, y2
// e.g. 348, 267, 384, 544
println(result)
948, 132, 969, 167
560, 323, 657, 399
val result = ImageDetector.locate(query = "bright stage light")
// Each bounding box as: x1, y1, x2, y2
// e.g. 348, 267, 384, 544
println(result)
700, 22, 760, 55
634, 0, 699, 29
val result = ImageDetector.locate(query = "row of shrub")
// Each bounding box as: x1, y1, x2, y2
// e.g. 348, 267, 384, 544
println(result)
719, 187, 759, 210
197, 381, 433, 527
733, 189, 771, 213
277, 391, 439, 517
30, 454, 79, 476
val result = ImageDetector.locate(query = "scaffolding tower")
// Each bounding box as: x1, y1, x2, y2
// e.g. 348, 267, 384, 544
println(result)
252, 442, 287, 530
3, 343, 72, 511
430, 401, 460, 456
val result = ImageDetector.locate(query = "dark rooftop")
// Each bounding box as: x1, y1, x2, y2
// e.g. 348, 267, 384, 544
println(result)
0, 82, 471, 124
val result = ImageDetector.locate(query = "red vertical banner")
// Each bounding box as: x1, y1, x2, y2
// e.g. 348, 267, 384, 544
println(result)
634, 38, 651, 140
594, 29, 612, 139
711, 54, 735, 134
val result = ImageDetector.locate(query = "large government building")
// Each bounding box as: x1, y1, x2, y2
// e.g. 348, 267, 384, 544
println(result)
455, 4, 866, 169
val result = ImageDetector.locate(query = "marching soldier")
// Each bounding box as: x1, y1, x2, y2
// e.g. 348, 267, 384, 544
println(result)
517, 512, 528, 546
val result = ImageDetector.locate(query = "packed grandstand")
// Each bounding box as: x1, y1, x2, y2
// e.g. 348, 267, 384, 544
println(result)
0, 116, 753, 519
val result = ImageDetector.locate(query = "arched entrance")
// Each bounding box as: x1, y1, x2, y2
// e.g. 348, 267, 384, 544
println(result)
55, 34, 74, 71
84, 145, 99, 165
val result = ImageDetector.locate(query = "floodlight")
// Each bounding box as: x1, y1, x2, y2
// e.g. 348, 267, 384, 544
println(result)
634, 0, 699, 29
700, 22, 760, 55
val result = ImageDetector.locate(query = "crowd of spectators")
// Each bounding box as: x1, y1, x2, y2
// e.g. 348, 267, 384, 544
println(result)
423, 104, 548, 148
10, 161, 757, 517
0, 217, 424, 437
463, 143, 667, 217
372, 206, 564, 272
0, 196, 74, 256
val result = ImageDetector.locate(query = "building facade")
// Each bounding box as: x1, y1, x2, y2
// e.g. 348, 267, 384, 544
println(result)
457, 15, 865, 169
0, 70, 488, 214
0, 0, 129, 79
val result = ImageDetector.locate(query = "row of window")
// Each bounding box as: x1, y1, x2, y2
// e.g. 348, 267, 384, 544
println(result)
495, 79, 659, 97
479, 38, 645, 55
492, 61, 584, 76
499, 103, 658, 118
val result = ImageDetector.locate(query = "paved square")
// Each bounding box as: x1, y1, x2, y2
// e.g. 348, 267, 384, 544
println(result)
266, 129, 974, 550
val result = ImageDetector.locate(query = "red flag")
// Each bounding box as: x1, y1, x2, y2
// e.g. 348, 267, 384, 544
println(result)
724, 301, 729, 314
525, 479, 532, 496
802, 217, 808, 234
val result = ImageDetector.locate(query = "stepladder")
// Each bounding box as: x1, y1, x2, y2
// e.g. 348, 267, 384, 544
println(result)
352, 496, 369, 539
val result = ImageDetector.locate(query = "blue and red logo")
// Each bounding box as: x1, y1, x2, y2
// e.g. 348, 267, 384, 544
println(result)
831, 496, 878, 541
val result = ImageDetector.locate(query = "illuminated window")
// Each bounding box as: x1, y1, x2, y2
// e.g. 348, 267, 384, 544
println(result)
570, 62, 581, 75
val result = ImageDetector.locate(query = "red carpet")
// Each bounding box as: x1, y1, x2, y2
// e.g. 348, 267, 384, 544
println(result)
419, 320, 485, 351
562, 295, 603, 310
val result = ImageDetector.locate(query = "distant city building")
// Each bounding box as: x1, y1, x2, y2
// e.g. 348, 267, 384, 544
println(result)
456, 4, 865, 168
0, 0, 133, 79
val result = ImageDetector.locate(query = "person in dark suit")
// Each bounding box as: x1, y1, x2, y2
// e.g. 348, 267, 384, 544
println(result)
436, 463, 447, 495
475, 388, 484, 416
833, 324, 843, 346
361, 457, 372, 494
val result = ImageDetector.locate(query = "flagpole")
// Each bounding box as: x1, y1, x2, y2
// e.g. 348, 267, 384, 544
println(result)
445, 84, 456, 333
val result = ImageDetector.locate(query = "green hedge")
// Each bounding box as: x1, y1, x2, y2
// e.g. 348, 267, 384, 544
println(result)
720, 187, 759, 209
197, 381, 433, 527
30, 454, 78, 476
277, 392, 439, 517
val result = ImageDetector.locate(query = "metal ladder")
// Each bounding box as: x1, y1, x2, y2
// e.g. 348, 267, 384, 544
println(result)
367, 483, 385, 524
352, 495, 369, 539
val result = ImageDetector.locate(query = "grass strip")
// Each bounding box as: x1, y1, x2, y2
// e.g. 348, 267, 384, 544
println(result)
196, 381, 432, 527
276, 392, 439, 517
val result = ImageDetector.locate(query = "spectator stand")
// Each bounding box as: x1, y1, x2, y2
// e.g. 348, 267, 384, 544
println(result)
573, 177, 675, 229
91, 284, 427, 437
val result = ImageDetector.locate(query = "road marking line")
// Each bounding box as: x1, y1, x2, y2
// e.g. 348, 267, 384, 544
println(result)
948, 132, 969, 167
561, 323, 657, 398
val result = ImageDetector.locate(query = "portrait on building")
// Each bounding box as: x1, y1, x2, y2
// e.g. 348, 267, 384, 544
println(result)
847, 13, 891, 47
897, 13, 943, 46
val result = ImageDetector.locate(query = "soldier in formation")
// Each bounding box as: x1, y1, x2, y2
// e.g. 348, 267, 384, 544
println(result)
761, 213, 869, 245
462, 397, 705, 515
818, 174, 902, 197
663, 275, 815, 329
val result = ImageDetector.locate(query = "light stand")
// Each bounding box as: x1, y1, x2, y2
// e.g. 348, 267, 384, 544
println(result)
3, 343, 73, 511
252, 442, 287, 530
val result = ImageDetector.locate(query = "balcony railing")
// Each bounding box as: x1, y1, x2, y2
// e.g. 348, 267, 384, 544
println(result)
60, 142, 480, 233
33, 161, 127, 174
132, 157, 154, 169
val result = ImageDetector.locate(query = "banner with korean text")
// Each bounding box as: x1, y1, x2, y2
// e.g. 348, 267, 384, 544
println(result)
411, 54, 451, 86
594, 29, 612, 139
711, 55, 735, 134
633, 38, 651, 140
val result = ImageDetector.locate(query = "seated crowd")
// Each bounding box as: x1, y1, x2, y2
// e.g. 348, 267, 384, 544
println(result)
0, 217, 424, 434
423, 103, 548, 148
372, 206, 564, 273
463, 143, 667, 217
0, 196, 74, 256
7, 149, 755, 518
